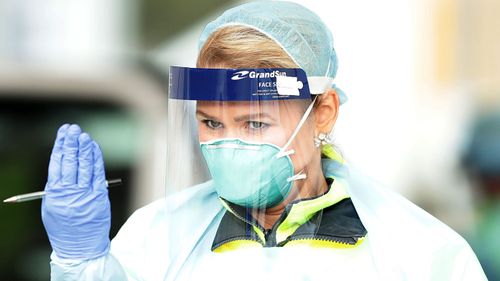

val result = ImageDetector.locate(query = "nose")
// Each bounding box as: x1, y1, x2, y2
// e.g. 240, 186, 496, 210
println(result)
222, 126, 241, 139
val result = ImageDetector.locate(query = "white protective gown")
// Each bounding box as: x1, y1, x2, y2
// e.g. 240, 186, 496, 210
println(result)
49, 161, 487, 281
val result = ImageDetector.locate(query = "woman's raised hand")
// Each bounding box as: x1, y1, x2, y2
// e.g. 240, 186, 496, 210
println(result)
41, 124, 111, 260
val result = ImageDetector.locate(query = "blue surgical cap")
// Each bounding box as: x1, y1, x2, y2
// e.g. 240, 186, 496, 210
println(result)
198, 1, 347, 104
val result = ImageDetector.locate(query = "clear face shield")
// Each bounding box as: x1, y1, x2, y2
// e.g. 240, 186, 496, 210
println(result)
167, 66, 327, 204
165, 66, 343, 268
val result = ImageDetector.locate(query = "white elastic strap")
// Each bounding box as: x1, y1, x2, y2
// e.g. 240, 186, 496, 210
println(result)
277, 95, 318, 158
287, 172, 307, 182
325, 58, 332, 77
278, 149, 295, 158
307, 77, 334, 95
307, 56, 334, 95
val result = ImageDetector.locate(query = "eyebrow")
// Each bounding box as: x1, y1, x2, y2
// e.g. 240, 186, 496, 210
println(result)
195, 110, 276, 122
233, 113, 276, 122
195, 110, 219, 120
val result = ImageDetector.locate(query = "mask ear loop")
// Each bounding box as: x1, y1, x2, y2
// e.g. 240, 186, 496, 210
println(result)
279, 59, 335, 181
279, 54, 332, 159
287, 170, 307, 182
276, 95, 319, 159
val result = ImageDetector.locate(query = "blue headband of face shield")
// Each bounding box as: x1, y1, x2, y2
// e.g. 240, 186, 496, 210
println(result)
169, 66, 330, 101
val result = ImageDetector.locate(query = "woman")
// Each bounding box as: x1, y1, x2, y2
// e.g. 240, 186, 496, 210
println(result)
42, 1, 486, 280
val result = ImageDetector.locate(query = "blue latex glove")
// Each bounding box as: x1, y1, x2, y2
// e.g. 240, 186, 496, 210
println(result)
41, 124, 111, 260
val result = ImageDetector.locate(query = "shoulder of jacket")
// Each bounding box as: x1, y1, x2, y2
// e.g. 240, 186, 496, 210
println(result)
346, 168, 470, 252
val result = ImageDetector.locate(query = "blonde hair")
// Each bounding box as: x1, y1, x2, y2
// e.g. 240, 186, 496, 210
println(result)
197, 25, 298, 69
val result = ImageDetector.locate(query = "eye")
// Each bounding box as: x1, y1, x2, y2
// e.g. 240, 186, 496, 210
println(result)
203, 120, 224, 129
247, 121, 268, 130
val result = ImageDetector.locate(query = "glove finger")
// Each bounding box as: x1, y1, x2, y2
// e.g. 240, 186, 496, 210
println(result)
92, 141, 107, 191
77, 133, 94, 189
61, 124, 82, 186
47, 124, 70, 188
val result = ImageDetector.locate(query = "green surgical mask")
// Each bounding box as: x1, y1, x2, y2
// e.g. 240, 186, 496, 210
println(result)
199, 97, 318, 209
200, 139, 304, 208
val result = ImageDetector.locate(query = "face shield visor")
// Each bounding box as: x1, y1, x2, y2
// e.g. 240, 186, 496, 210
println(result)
165, 66, 346, 264
166, 66, 334, 202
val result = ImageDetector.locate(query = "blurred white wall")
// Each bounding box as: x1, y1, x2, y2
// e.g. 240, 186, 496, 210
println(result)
0, 0, 136, 69
288, 0, 419, 195
289, 0, 478, 231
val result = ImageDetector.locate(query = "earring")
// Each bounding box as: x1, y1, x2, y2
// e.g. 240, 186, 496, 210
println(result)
314, 132, 331, 147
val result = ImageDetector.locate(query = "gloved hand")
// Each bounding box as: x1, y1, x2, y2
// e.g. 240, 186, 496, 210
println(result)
41, 124, 111, 260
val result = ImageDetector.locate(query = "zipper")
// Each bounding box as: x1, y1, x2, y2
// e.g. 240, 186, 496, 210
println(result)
277, 234, 364, 247
212, 236, 263, 251
263, 229, 273, 246
263, 204, 294, 247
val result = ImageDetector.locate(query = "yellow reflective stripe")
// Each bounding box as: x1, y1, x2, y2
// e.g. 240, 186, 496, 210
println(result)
321, 144, 345, 164
213, 239, 263, 253
284, 237, 365, 249
276, 177, 350, 243
219, 198, 235, 216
